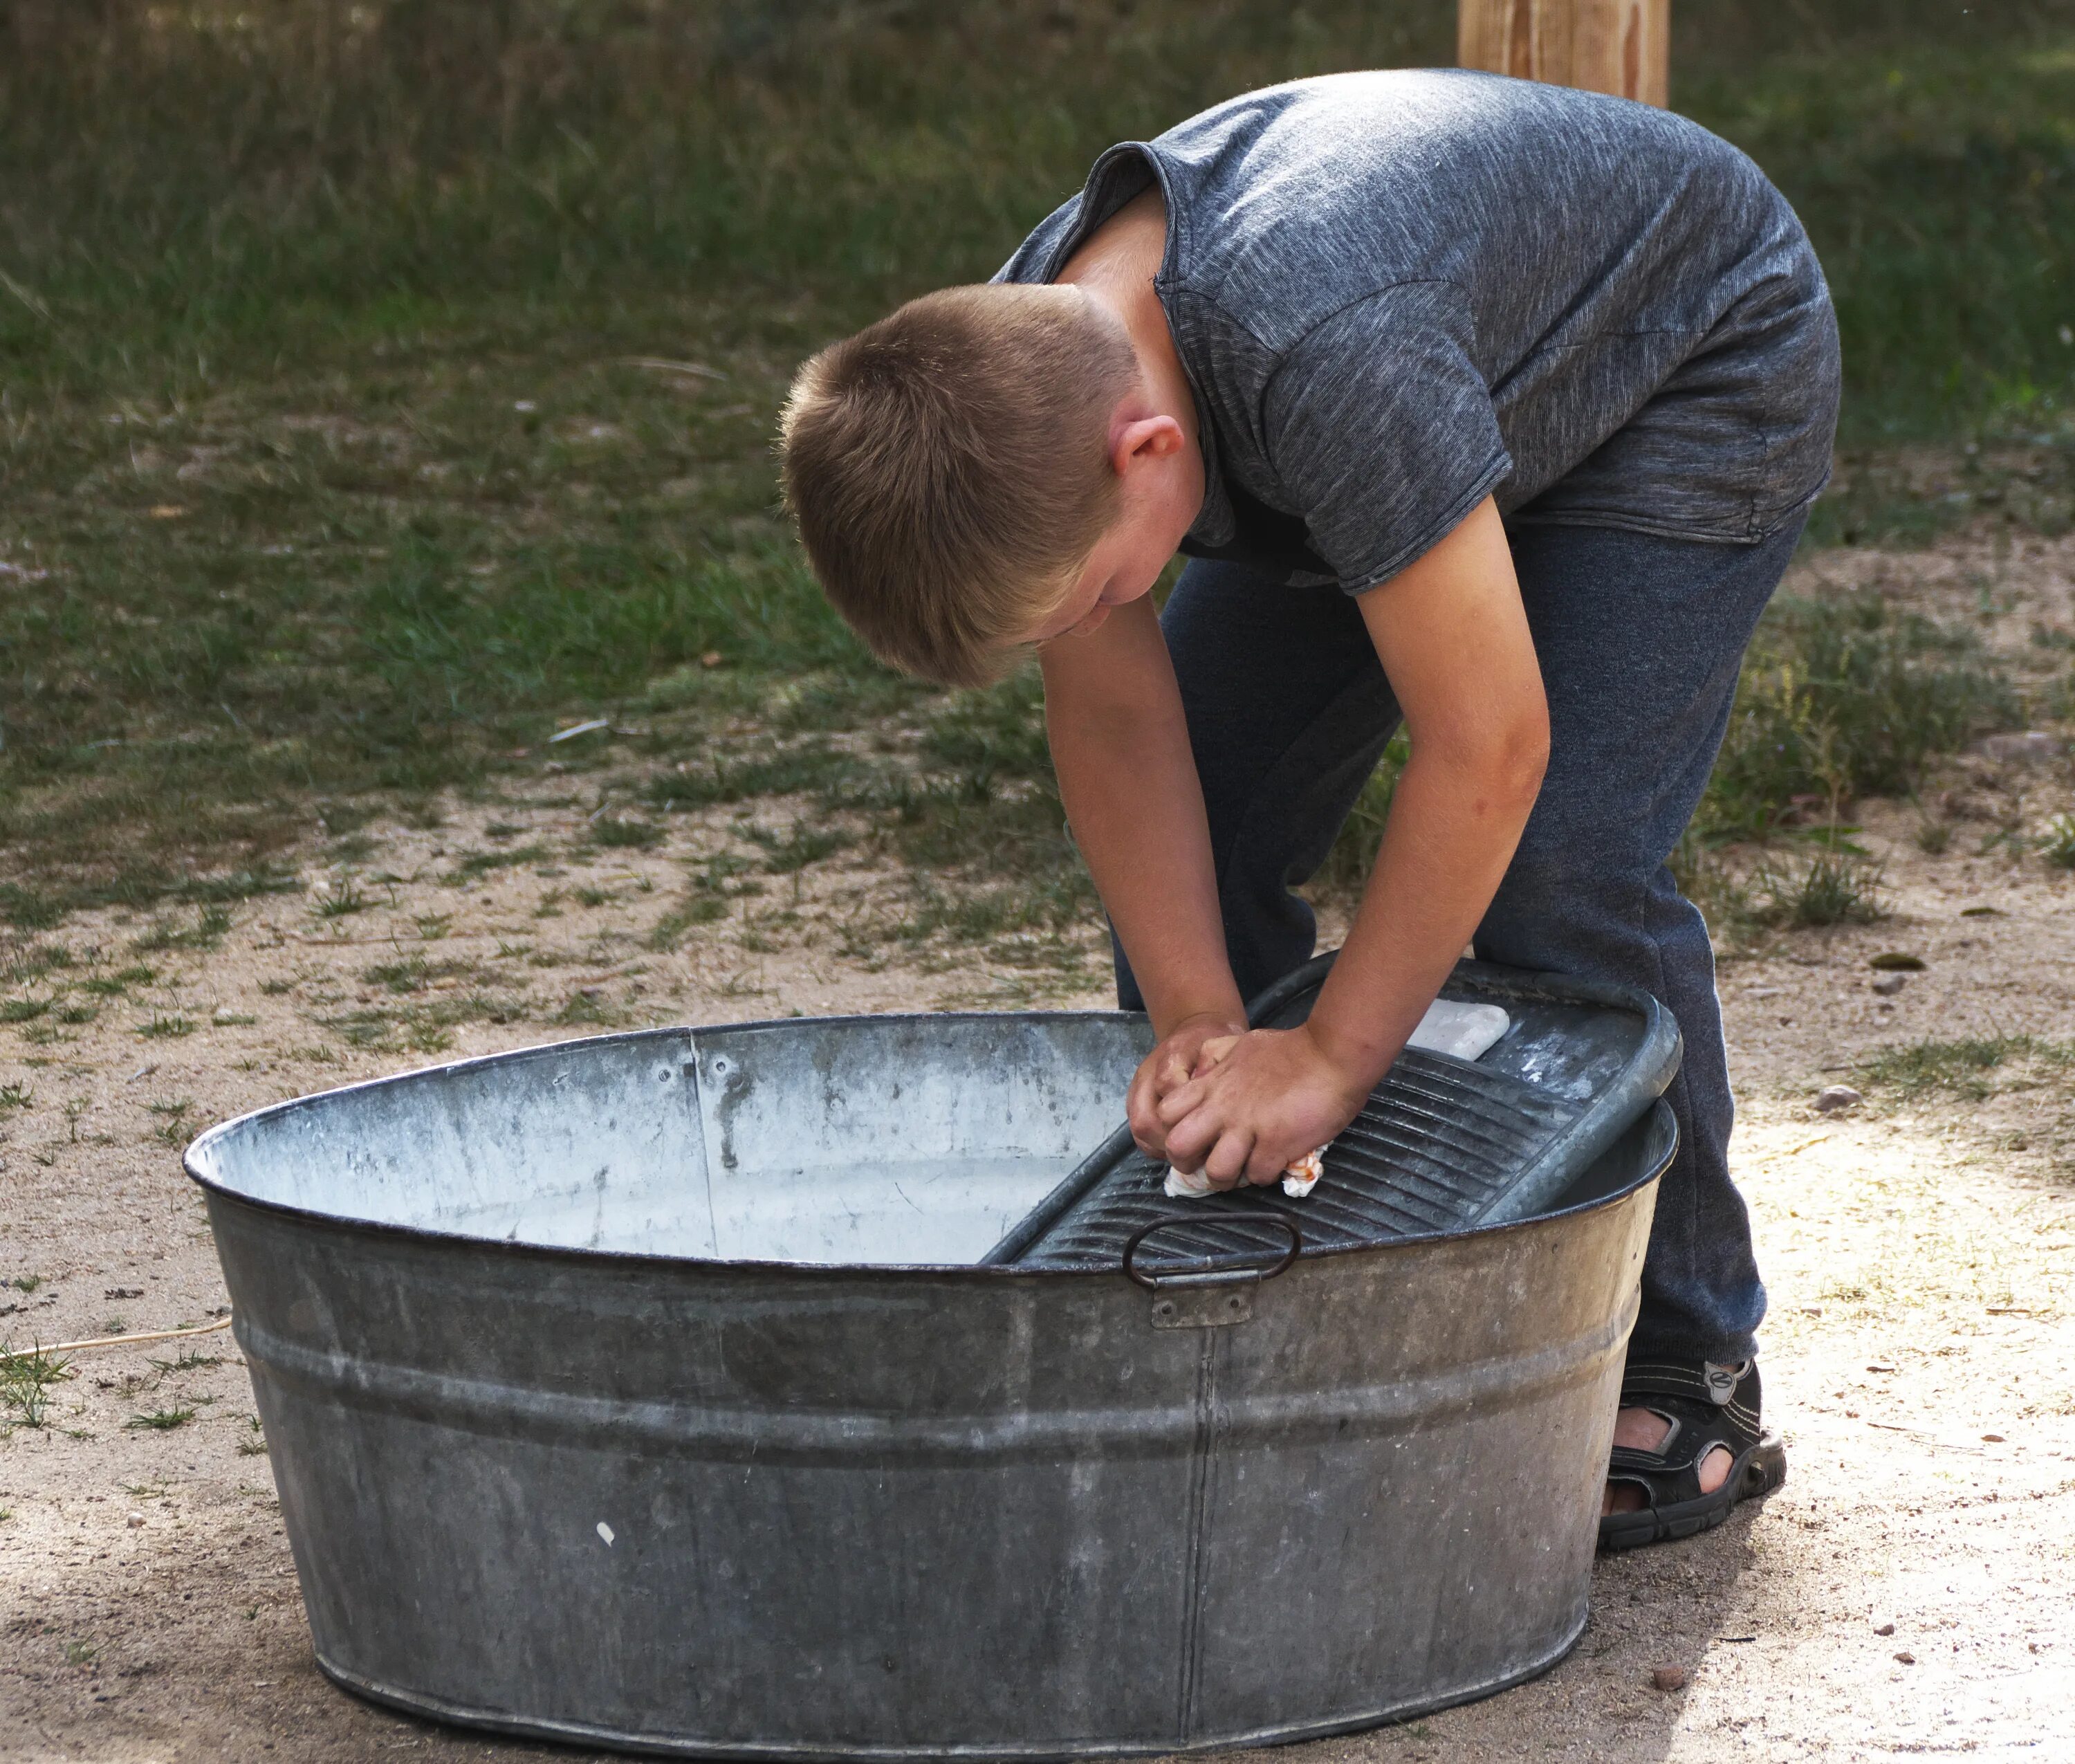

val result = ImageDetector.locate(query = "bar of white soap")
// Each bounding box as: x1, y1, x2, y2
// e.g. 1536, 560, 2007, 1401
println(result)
1162, 998, 1510, 1200
1403, 998, 1510, 1063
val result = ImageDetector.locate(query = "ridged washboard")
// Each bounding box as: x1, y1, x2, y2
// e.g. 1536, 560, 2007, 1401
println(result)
983, 952, 1680, 1273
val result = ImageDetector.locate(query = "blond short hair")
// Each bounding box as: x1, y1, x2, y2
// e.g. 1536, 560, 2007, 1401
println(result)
779, 283, 1138, 688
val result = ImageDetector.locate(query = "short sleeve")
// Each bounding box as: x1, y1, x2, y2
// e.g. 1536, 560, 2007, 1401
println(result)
1262, 283, 1512, 591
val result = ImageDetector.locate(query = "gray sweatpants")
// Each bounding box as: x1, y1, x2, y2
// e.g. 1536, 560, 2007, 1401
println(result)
1112, 514, 1809, 1364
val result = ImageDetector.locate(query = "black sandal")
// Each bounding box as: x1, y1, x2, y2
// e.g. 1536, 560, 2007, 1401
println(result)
1598, 1358, 1787, 1552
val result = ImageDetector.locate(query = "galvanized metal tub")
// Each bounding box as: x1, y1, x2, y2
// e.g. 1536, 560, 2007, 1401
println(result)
187, 1002, 1670, 1760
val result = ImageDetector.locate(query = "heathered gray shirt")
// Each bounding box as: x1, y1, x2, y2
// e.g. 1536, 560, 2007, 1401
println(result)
995, 70, 1841, 591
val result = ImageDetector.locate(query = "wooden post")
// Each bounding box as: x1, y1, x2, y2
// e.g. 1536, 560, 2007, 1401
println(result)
1457, 0, 1669, 107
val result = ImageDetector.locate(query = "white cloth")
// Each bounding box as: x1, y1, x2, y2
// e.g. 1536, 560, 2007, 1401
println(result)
1161, 998, 1509, 1201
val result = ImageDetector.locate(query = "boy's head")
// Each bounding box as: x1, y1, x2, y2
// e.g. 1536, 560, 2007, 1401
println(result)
780, 282, 1155, 687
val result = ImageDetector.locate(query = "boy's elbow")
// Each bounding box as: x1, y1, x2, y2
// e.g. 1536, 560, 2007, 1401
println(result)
1507, 708, 1551, 807
1417, 706, 1547, 816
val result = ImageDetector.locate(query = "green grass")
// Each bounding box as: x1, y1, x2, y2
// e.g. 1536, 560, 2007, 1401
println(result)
133, 905, 234, 951
0, 1345, 73, 1431
1862, 1033, 2072, 1100
0, 1, 2071, 932
322, 989, 526, 1054
1747, 847, 1888, 928
591, 816, 664, 851
1701, 592, 2021, 841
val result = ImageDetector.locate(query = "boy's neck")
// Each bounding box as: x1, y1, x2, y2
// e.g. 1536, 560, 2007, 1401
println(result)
1057, 190, 1200, 461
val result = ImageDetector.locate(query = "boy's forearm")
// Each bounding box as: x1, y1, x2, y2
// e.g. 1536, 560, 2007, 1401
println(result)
1044, 679, 1244, 1037
1305, 739, 1542, 1090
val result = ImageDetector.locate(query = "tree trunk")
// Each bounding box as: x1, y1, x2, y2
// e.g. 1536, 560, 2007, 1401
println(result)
1457, 0, 1669, 108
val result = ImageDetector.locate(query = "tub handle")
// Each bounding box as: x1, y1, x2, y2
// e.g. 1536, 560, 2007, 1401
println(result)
1123, 1215, 1299, 1327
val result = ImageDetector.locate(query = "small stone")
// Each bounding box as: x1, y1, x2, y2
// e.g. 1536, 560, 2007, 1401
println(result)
1649, 1665, 1688, 1692
1814, 1085, 1863, 1114
1873, 1622, 1895, 1636
127, 1513, 145, 1529
1870, 952, 1926, 971
1982, 1433, 2005, 1443
1871, 975, 1907, 997
1894, 1650, 1916, 1665
701, 650, 724, 668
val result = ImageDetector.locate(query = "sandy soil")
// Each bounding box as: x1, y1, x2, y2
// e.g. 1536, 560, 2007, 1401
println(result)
5, 531, 2074, 1762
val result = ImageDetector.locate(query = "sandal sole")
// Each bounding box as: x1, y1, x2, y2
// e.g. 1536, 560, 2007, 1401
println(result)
1598, 1429, 1787, 1553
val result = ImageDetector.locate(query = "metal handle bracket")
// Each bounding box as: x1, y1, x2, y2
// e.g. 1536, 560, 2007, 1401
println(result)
1123, 1215, 1300, 1329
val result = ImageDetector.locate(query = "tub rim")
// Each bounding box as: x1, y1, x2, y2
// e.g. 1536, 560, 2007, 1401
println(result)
183, 1011, 1671, 1282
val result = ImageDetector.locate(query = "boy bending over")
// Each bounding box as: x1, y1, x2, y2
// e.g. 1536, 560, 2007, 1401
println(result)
780, 70, 1838, 1550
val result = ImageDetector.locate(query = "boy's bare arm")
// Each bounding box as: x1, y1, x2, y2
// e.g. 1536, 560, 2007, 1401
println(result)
1157, 497, 1549, 1185
1038, 598, 1248, 1130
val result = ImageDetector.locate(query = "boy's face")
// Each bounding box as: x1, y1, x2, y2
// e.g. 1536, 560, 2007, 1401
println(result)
1022, 407, 1202, 649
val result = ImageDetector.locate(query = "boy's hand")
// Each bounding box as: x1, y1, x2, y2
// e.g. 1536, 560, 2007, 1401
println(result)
1156, 1025, 1371, 1188
1127, 1009, 1246, 1161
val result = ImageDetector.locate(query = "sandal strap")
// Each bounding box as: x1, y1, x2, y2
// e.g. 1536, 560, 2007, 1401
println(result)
1605, 1358, 1766, 1503
1621, 1358, 1763, 1443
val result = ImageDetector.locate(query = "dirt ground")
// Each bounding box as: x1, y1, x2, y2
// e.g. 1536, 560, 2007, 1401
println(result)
5, 531, 2074, 1763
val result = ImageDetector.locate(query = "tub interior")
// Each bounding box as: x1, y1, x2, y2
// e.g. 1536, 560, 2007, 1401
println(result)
189, 1013, 1156, 1267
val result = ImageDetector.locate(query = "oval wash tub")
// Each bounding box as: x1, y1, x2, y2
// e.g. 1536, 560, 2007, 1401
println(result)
187, 961, 1674, 1759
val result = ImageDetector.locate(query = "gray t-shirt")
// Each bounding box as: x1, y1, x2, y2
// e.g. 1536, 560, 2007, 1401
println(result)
995, 70, 1841, 591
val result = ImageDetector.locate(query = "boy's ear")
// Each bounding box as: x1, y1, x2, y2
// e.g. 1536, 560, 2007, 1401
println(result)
1109, 411, 1185, 476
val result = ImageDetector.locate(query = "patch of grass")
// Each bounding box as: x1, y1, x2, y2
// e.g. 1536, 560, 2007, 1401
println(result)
312, 879, 370, 918
322, 989, 522, 1053
553, 990, 624, 1028
80, 964, 158, 997
1, 995, 53, 1025
147, 1348, 223, 1375
445, 844, 554, 883
136, 1011, 197, 1040
237, 1416, 268, 1457
2, 943, 73, 985
1701, 593, 2020, 841
361, 953, 487, 993
133, 906, 233, 953
591, 816, 663, 850
746, 823, 853, 874
898, 874, 1094, 948
147, 1097, 195, 1146
1862, 1033, 2069, 1101
124, 1406, 198, 1432
0, 1344, 74, 1430
181, 866, 304, 907
0, 1083, 32, 1112
643, 742, 866, 814
1748, 848, 1888, 928
647, 892, 731, 950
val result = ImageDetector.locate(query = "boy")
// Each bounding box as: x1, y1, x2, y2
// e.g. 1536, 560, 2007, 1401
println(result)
780, 69, 1839, 1550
